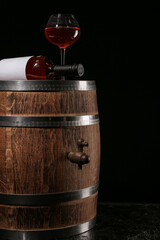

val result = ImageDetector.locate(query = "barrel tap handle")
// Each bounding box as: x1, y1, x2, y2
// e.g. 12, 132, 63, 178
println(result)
67, 139, 90, 169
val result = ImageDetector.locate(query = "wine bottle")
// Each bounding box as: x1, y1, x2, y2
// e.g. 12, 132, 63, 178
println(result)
0, 56, 84, 80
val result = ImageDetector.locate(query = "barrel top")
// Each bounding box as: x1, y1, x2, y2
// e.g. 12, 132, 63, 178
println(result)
0, 80, 96, 92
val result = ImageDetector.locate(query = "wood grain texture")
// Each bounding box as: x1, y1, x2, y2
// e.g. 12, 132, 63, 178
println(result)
0, 193, 98, 230
0, 91, 98, 116
0, 125, 100, 194
0, 88, 100, 231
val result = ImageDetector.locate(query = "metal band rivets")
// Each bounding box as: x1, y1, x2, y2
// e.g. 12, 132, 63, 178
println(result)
0, 80, 96, 91
0, 114, 99, 127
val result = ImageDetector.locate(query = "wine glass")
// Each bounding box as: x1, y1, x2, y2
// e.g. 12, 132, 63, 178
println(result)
45, 14, 81, 66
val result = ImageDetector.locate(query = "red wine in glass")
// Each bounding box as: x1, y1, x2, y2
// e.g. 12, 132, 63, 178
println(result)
45, 26, 81, 49
45, 14, 81, 74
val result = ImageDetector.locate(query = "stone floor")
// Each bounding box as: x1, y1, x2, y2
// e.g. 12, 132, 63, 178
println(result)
63, 202, 160, 240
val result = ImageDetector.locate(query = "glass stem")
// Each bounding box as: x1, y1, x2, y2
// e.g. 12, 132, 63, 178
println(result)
60, 48, 66, 80
60, 48, 66, 65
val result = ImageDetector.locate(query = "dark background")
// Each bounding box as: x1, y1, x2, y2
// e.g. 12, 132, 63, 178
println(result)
0, 4, 159, 202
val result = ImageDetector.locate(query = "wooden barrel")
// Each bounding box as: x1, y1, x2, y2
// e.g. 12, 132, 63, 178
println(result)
0, 80, 100, 239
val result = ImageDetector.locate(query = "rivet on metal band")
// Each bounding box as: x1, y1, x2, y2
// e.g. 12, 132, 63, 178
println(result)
0, 80, 96, 91
0, 217, 96, 239
0, 182, 99, 206
0, 114, 99, 127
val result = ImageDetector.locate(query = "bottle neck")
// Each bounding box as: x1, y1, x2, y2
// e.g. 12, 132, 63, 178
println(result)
48, 64, 84, 79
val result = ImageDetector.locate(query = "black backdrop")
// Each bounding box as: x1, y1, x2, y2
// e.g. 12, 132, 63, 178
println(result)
1, 4, 159, 202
